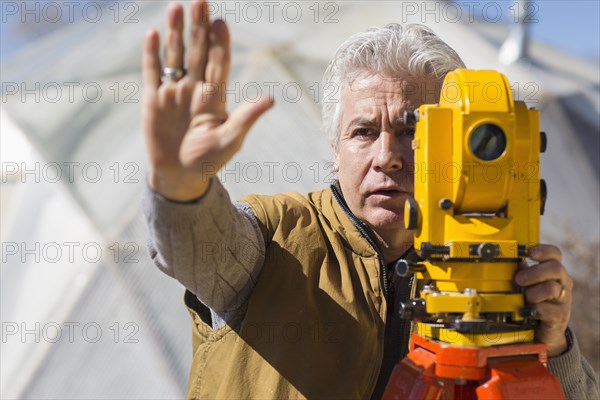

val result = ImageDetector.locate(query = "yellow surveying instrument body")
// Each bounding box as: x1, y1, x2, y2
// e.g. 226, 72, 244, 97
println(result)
402, 69, 546, 345
383, 70, 563, 399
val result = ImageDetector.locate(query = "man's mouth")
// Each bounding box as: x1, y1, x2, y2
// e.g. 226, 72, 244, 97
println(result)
372, 189, 400, 195
369, 188, 410, 197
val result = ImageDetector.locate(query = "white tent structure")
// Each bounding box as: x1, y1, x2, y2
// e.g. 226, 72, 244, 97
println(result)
1, 1, 598, 398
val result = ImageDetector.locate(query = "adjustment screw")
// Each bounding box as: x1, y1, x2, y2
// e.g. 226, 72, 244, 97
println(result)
478, 243, 499, 260
439, 198, 453, 210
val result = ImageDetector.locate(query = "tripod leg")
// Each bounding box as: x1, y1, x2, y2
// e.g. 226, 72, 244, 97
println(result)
476, 358, 565, 400
383, 347, 444, 400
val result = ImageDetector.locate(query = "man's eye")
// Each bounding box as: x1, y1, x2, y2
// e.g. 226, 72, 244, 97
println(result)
353, 128, 375, 137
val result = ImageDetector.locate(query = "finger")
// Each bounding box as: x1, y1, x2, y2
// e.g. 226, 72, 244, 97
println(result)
165, 3, 185, 68
531, 302, 571, 326
514, 259, 572, 288
143, 30, 162, 91
221, 97, 274, 147
176, 80, 193, 106
227, 97, 274, 130
529, 244, 562, 262
187, 0, 210, 82
516, 258, 532, 273
158, 84, 179, 109
205, 19, 231, 86
523, 280, 567, 304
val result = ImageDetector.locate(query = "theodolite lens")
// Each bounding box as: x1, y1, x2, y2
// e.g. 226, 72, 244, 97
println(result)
469, 123, 506, 161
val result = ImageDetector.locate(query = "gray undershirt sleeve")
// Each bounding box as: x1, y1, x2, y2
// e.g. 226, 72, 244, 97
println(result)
547, 329, 600, 399
142, 177, 265, 329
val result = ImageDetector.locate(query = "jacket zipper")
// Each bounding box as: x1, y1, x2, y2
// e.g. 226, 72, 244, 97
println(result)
330, 184, 390, 299
331, 183, 418, 398
330, 183, 391, 398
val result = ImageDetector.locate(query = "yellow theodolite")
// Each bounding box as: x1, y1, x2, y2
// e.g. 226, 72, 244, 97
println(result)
384, 70, 563, 399
402, 69, 546, 346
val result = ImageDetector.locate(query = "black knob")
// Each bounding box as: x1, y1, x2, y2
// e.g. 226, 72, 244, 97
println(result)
405, 198, 419, 230
439, 198, 452, 210
478, 243, 499, 260
421, 242, 450, 259
540, 132, 547, 153
394, 259, 410, 277
404, 110, 416, 125
399, 302, 413, 320
540, 179, 547, 215
399, 299, 427, 321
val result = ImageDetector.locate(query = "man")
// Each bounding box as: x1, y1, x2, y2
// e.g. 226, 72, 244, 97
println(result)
142, 1, 599, 398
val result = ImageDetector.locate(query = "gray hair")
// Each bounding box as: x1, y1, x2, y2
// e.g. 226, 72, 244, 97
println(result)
322, 23, 465, 148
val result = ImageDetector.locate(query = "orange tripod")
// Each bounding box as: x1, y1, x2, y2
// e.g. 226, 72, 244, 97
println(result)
383, 333, 565, 400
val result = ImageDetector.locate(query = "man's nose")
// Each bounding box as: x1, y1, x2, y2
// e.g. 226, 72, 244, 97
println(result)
373, 132, 403, 172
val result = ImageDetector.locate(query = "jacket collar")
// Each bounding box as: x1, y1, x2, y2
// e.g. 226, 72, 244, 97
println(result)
316, 179, 385, 259
326, 180, 416, 263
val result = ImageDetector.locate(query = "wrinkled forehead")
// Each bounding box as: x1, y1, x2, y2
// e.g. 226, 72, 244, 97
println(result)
343, 74, 442, 107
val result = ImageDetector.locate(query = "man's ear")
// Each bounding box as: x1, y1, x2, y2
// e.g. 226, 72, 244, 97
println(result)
331, 144, 339, 172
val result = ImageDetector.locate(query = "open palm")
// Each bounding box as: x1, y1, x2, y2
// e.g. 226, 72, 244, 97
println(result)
142, 0, 273, 201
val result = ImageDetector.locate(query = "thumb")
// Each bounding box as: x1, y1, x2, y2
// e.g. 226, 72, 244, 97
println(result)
222, 96, 274, 146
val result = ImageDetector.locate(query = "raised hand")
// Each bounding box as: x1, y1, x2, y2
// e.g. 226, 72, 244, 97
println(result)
142, 0, 273, 201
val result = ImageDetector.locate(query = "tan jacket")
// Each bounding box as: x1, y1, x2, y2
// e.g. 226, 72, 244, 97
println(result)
144, 180, 599, 399
184, 187, 392, 399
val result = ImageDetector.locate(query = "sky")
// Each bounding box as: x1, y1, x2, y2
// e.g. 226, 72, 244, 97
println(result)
533, 1, 600, 62
1, 1, 599, 62
456, 0, 600, 62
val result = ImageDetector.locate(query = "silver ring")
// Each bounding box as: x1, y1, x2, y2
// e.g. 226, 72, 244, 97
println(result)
162, 67, 186, 82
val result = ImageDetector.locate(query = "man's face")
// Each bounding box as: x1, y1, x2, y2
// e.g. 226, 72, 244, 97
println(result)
334, 73, 435, 236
